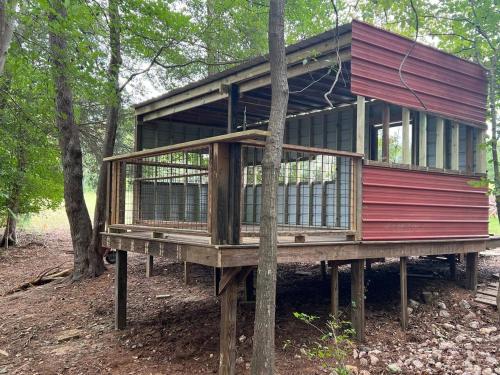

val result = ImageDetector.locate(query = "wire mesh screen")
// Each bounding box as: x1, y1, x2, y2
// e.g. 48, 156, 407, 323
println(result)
242, 146, 353, 234
119, 147, 210, 231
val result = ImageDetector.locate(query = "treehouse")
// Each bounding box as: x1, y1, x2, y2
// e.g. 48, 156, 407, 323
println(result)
101, 20, 495, 374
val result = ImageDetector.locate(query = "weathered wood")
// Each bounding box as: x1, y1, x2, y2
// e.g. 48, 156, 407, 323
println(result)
331, 262, 339, 317
451, 121, 459, 170
115, 250, 127, 330
381, 104, 390, 162
465, 252, 478, 291
320, 260, 327, 281
245, 269, 255, 302
184, 262, 192, 285
219, 270, 239, 375
356, 96, 365, 154
214, 267, 221, 296
476, 129, 487, 174
402, 108, 411, 164
400, 256, 408, 330
227, 84, 239, 133
354, 158, 363, 240
435, 118, 444, 169
351, 259, 365, 341
209, 143, 230, 244
104, 130, 269, 162
466, 126, 474, 173
448, 254, 456, 281
419, 112, 427, 166
228, 143, 242, 245
146, 255, 154, 278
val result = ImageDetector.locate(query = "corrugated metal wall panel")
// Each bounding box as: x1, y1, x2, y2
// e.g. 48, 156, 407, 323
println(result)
350, 20, 487, 127
362, 165, 489, 240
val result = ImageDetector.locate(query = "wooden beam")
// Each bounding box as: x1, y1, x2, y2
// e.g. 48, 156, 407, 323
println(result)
418, 112, 427, 166
356, 96, 365, 154
451, 121, 459, 170
228, 144, 242, 245
104, 129, 270, 162
320, 260, 327, 281
146, 255, 154, 278
402, 108, 411, 164
219, 270, 239, 375
400, 256, 408, 330
184, 262, 192, 285
465, 252, 478, 291
227, 84, 239, 133
476, 129, 487, 174
466, 126, 474, 173
435, 118, 444, 168
115, 250, 127, 330
448, 254, 456, 281
351, 259, 365, 341
331, 262, 339, 318
381, 104, 390, 162
209, 143, 230, 244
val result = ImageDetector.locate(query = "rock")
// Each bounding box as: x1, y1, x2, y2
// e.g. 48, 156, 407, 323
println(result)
479, 327, 498, 335
494, 368, 500, 375
359, 371, 370, 375
464, 343, 474, 350
469, 321, 480, 329
443, 323, 455, 330
245, 363, 250, 370
407, 307, 413, 315
239, 335, 246, 343
353, 349, 359, 359
459, 300, 471, 309
486, 357, 498, 366
483, 369, 493, 375
464, 311, 477, 320
439, 310, 451, 318
409, 299, 420, 308
236, 357, 244, 365
422, 292, 433, 304
369, 355, 379, 365
439, 341, 455, 350
360, 358, 368, 366
345, 365, 358, 374
55, 329, 83, 343
437, 302, 447, 310
413, 360, 424, 369
387, 363, 402, 373
455, 334, 467, 343
0, 350, 8, 358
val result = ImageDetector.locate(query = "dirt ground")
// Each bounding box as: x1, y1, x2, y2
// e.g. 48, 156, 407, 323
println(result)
0, 230, 498, 375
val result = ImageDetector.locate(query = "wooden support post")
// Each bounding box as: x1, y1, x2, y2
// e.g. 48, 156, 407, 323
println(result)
419, 112, 427, 166
209, 143, 230, 244
218, 270, 239, 375
214, 267, 221, 296
466, 126, 474, 173
382, 104, 390, 162
244, 269, 255, 302
400, 257, 408, 331
115, 250, 127, 330
448, 254, 456, 281
184, 262, 192, 285
356, 96, 365, 154
320, 261, 327, 281
351, 259, 365, 341
451, 121, 459, 170
331, 262, 339, 318
435, 118, 444, 168
476, 129, 487, 174
465, 252, 478, 291
146, 255, 154, 278
228, 143, 241, 244
402, 108, 411, 164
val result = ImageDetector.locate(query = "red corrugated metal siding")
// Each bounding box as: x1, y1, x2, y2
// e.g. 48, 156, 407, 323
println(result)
350, 20, 488, 127
362, 165, 489, 240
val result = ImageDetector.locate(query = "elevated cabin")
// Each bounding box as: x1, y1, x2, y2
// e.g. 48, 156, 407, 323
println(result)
102, 20, 492, 374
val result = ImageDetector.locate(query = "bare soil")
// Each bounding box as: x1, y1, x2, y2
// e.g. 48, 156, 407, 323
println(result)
0, 230, 498, 374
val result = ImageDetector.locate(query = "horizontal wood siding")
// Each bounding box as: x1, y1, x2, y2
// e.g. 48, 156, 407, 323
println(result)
350, 20, 487, 127
362, 165, 489, 240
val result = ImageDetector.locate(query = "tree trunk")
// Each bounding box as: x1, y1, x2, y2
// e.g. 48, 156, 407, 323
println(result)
0, 0, 17, 75
48, 0, 93, 281
87, 0, 122, 277
250, 1, 288, 374
488, 56, 500, 224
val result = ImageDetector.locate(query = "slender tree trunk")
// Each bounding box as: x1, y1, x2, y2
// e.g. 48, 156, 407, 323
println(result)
87, 0, 122, 277
48, 0, 93, 281
488, 56, 500, 223
0, 0, 17, 75
205, 0, 217, 76
250, 1, 288, 374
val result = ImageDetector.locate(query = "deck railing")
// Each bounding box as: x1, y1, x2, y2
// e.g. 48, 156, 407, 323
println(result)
105, 130, 363, 243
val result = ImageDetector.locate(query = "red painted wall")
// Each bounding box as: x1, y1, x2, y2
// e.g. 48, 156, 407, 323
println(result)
362, 165, 489, 240
350, 20, 487, 128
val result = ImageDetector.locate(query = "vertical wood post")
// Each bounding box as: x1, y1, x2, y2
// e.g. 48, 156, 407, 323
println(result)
402, 108, 411, 164
356, 96, 365, 154
146, 255, 154, 278
320, 261, 327, 281
214, 267, 222, 296
451, 121, 459, 170
476, 129, 487, 174
351, 259, 365, 341
244, 269, 255, 302
331, 262, 339, 318
381, 104, 390, 162
219, 272, 238, 375
466, 126, 474, 173
209, 143, 230, 244
115, 249, 127, 330
465, 252, 478, 291
448, 254, 457, 281
184, 262, 192, 285
419, 112, 427, 166
354, 158, 363, 240
400, 257, 408, 331
435, 118, 444, 168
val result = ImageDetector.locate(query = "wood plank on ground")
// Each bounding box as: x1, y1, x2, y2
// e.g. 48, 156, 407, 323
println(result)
475, 282, 498, 307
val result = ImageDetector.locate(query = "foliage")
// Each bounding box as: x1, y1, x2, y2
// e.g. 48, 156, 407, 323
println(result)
283, 312, 355, 374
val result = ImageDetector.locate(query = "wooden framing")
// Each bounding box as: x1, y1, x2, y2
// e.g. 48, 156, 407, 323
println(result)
356, 96, 365, 154
402, 108, 410, 164
400, 256, 408, 330
451, 121, 459, 170
435, 118, 444, 169
330, 262, 339, 317
115, 250, 127, 330
381, 104, 390, 162
465, 252, 478, 291
351, 259, 365, 341
476, 129, 487, 174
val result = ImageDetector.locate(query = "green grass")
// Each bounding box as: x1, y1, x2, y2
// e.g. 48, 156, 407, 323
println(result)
489, 216, 500, 236
19, 191, 96, 233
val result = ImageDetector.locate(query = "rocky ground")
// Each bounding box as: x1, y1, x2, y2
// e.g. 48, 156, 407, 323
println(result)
0, 230, 498, 374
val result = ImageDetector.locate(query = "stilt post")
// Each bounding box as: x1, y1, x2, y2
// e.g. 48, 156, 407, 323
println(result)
115, 249, 127, 330
331, 262, 339, 318
219, 270, 239, 375
351, 259, 365, 341
465, 252, 478, 291
400, 257, 408, 330
447, 254, 456, 281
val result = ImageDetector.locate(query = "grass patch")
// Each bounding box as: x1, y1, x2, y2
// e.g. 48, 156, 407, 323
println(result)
20, 191, 96, 233
489, 216, 500, 235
